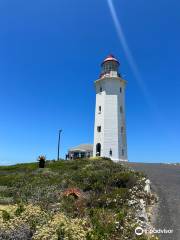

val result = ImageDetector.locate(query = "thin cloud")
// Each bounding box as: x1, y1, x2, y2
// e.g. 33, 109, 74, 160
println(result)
107, 0, 151, 105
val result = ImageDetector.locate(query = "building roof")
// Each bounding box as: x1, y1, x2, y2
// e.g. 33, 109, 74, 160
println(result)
68, 144, 93, 152
102, 54, 120, 65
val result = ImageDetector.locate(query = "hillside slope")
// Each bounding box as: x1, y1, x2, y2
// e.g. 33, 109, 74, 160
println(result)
0, 158, 157, 240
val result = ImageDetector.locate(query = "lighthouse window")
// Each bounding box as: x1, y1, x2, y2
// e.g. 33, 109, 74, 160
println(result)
97, 126, 101, 132
121, 126, 124, 133
122, 149, 124, 156
120, 106, 123, 113
100, 87, 102, 92
99, 106, 101, 113
109, 149, 112, 156
120, 87, 122, 93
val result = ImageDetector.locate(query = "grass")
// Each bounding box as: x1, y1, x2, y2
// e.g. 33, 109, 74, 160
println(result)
0, 158, 157, 240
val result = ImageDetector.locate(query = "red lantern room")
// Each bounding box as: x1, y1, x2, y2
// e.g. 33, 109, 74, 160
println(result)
100, 54, 120, 78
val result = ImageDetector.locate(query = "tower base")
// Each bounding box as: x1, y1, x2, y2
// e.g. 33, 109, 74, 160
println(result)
111, 158, 128, 162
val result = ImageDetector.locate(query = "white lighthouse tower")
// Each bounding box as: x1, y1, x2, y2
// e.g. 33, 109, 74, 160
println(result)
93, 55, 128, 161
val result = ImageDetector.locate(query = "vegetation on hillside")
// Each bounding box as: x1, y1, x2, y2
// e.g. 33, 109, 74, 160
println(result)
0, 158, 158, 240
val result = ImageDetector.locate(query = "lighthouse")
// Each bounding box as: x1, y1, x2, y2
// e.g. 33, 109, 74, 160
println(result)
93, 55, 128, 161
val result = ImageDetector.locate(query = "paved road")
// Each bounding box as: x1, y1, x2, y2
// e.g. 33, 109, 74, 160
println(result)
128, 163, 180, 240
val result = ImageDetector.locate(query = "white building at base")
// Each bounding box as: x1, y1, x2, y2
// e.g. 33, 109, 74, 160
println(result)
93, 55, 128, 161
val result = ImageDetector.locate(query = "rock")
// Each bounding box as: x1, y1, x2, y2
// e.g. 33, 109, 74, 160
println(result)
144, 179, 151, 194
137, 198, 148, 223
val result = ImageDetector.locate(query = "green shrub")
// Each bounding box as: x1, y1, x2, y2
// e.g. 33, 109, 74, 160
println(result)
15, 204, 25, 216
116, 209, 128, 227
60, 195, 77, 217
38, 155, 46, 168
2, 210, 11, 221
89, 208, 116, 239
111, 172, 137, 188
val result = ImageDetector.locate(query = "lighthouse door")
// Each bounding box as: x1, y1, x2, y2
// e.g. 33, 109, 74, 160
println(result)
96, 143, 101, 156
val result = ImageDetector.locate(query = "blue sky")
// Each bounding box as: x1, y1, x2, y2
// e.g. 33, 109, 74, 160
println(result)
0, 0, 180, 165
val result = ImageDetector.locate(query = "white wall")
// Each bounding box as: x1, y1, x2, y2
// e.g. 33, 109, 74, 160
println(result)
93, 75, 128, 161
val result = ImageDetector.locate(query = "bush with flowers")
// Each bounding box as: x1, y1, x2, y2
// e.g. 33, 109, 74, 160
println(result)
0, 158, 159, 240
0, 204, 92, 240
33, 213, 92, 240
